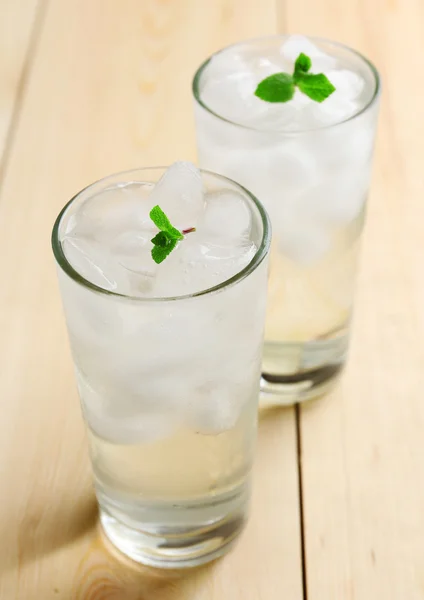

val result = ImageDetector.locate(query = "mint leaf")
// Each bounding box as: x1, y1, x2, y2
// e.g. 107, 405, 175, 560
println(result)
151, 231, 172, 247
151, 238, 177, 264
255, 52, 336, 104
150, 205, 183, 240
294, 52, 311, 77
296, 73, 336, 103
255, 73, 295, 103
149, 205, 196, 264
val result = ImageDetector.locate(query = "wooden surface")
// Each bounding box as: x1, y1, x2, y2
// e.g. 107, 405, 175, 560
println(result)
0, 0, 421, 598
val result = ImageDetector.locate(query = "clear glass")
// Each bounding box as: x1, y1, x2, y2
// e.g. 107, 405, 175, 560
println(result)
52, 167, 270, 568
193, 35, 381, 404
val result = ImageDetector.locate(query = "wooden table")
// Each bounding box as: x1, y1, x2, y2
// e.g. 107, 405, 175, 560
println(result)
1, 1, 422, 598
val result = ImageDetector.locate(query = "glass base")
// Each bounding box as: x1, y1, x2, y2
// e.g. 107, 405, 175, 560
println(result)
100, 507, 244, 569
261, 333, 347, 405
260, 363, 342, 405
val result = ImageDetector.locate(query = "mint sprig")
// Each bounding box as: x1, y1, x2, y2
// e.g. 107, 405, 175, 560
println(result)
255, 52, 335, 104
149, 205, 195, 264
293, 52, 312, 77
254, 72, 295, 103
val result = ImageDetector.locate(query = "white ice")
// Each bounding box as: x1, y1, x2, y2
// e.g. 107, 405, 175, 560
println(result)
203, 48, 295, 127
60, 162, 263, 441
153, 233, 256, 297
197, 190, 251, 242
67, 183, 153, 242
148, 161, 205, 229
111, 230, 158, 294
202, 35, 365, 132
277, 217, 330, 265
187, 385, 242, 435
152, 180, 256, 297
202, 70, 270, 125
62, 236, 128, 291
78, 374, 178, 444
295, 172, 369, 226
63, 162, 257, 299
281, 35, 337, 71
306, 70, 365, 126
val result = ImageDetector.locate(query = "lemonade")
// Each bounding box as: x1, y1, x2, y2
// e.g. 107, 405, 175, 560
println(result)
52, 163, 270, 567
193, 35, 380, 402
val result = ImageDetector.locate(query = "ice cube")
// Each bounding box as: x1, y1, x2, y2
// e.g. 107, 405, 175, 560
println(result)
222, 141, 319, 228
189, 238, 256, 265
261, 139, 319, 194
107, 413, 176, 444
202, 71, 270, 125
112, 231, 154, 277
76, 347, 188, 444
187, 385, 243, 434
111, 229, 150, 258
70, 183, 153, 242
251, 56, 292, 78
152, 235, 256, 297
249, 93, 307, 131
198, 191, 251, 243
111, 230, 158, 295
295, 70, 365, 128
149, 161, 205, 229
207, 49, 249, 79
322, 119, 376, 169
62, 236, 128, 291
295, 171, 369, 225
309, 93, 358, 126
281, 35, 336, 71
325, 69, 365, 100
303, 115, 375, 178
83, 396, 177, 444
277, 217, 330, 265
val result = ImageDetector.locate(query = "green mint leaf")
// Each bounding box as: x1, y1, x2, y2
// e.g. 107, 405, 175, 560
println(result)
149, 204, 196, 264
293, 52, 311, 78
149, 205, 181, 263
255, 52, 336, 104
254, 73, 295, 103
151, 231, 171, 247
296, 72, 336, 103
149, 205, 183, 240
151, 238, 177, 264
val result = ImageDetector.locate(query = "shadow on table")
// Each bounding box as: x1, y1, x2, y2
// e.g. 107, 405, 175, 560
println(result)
1, 487, 98, 575
7, 490, 213, 599
19, 523, 212, 600
12, 401, 299, 597
13, 520, 212, 600
73, 527, 212, 599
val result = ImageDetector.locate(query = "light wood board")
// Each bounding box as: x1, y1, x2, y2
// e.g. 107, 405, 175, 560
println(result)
0, 0, 40, 161
279, 0, 424, 598
0, 1, 302, 598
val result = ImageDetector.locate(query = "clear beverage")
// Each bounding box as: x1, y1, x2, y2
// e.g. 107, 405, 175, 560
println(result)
193, 35, 381, 403
52, 163, 270, 567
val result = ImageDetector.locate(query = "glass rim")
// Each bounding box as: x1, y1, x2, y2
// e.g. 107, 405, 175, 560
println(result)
192, 34, 381, 134
51, 166, 271, 303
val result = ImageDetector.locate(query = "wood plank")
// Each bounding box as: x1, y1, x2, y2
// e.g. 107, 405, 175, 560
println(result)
279, 1, 424, 598
0, 1, 302, 597
0, 0, 40, 161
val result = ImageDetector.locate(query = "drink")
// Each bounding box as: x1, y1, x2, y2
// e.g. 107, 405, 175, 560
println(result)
193, 35, 380, 403
52, 163, 270, 567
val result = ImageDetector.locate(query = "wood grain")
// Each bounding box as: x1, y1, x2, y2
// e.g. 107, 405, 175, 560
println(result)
279, 1, 424, 598
0, 1, 302, 598
0, 0, 41, 162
